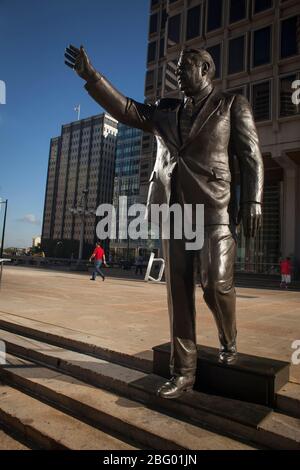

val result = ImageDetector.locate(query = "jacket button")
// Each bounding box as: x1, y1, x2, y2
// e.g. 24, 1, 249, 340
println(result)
168, 172, 172, 178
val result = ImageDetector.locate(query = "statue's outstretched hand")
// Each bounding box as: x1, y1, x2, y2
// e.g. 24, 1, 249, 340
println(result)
64, 44, 97, 81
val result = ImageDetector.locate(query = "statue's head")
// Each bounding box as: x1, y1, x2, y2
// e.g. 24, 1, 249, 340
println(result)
176, 48, 215, 96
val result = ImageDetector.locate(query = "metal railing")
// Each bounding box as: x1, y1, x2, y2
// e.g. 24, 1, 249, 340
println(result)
234, 262, 281, 276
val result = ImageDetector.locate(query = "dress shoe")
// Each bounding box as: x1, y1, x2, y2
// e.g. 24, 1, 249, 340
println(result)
157, 375, 195, 399
218, 343, 237, 364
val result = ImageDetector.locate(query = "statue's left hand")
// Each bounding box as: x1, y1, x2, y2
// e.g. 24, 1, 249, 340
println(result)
240, 203, 262, 238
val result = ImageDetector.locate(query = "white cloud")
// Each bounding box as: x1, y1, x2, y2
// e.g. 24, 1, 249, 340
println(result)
17, 214, 41, 226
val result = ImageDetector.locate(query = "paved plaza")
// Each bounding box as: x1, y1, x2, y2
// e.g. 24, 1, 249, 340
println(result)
0, 265, 299, 383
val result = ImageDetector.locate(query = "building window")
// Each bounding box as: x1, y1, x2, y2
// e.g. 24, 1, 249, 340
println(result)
159, 37, 165, 58
253, 0, 273, 14
167, 14, 181, 48
157, 66, 163, 88
280, 74, 300, 117
165, 59, 179, 93
186, 5, 201, 41
229, 0, 247, 24
281, 16, 300, 59
145, 70, 155, 94
207, 44, 221, 79
149, 13, 158, 35
161, 9, 167, 30
228, 36, 245, 75
147, 41, 157, 63
253, 26, 272, 67
252, 81, 271, 121
207, 0, 223, 33
229, 86, 247, 97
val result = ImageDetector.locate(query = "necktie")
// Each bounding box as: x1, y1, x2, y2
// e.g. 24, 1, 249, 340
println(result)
180, 98, 195, 143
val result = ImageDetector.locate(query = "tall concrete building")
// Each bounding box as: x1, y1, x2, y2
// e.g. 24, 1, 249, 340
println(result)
142, 0, 300, 272
42, 113, 118, 258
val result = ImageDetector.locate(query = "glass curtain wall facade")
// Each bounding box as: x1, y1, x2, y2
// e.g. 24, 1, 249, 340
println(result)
110, 124, 143, 261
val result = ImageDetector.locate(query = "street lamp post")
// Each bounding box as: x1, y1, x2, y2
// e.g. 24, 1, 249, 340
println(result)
0, 199, 8, 258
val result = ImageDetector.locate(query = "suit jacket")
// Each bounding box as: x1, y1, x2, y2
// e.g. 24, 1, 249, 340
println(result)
85, 76, 264, 226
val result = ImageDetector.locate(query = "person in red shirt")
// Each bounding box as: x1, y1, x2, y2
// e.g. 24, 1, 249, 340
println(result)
280, 257, 292, 289
89, 242, 107, 281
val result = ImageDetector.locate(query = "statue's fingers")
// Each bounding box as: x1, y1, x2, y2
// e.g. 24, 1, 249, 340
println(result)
249, 216, 253, 238
251, 218, 257, 238
65, 47, 78, 58
65, 53, 76, 63
79, 45, 89, 62
69, 44, 80, 53
256, 216, 262, 235
243, 217, 248, 238
65, 60, 75, 69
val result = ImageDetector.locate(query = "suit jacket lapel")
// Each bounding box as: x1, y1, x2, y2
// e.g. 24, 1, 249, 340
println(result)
180, 89, 222, 151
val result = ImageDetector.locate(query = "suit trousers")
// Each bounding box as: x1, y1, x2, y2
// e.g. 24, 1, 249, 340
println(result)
162, 226, 237, 377
162, 172, 237, 377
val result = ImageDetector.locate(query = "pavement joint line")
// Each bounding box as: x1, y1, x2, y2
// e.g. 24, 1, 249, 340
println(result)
0, 310, 123, 338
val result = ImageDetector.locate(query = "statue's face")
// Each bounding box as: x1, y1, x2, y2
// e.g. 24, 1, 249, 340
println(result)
176, 52, 207, 96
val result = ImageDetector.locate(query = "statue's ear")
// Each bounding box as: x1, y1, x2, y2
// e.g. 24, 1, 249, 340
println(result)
201, 62, 209, 76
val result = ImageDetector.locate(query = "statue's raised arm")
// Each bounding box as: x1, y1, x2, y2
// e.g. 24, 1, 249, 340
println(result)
65, 44, 155, 133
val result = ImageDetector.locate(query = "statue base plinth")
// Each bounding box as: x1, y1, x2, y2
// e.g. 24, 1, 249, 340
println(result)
152, 343, 290, 407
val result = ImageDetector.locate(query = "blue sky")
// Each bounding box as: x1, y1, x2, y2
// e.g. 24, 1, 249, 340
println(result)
0, 0, 149, 247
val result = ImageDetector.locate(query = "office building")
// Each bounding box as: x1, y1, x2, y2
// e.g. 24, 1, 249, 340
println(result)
142, 0, 300, 272
109, 123, 143, 260
42, 113, 118, 258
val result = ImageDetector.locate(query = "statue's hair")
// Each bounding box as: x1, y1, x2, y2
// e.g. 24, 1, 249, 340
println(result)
181, 47, 216, 80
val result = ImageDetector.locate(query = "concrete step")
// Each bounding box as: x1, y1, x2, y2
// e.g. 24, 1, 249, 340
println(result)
0, 328, 300, 449
0, 381, 137, 450
132, 374, 300, 450
0, 426, 30, 450
0, 314, 152, 373
276, 382, 300, 419
0, 354, 254, 450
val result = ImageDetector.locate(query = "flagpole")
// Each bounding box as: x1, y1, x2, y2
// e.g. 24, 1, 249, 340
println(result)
74, 104, 81, 121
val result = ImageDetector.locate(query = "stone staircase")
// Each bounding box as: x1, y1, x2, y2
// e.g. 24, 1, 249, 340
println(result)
0, 318, 299, 450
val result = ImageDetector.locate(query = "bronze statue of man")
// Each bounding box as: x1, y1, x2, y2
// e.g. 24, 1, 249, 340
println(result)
65, 44, 264, 399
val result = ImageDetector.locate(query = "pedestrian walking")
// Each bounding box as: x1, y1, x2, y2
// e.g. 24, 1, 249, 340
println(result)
90, 242, 107, 281
280, 257, 292, 289
135, 255, 144, 276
